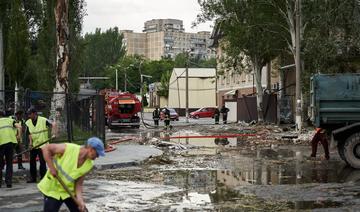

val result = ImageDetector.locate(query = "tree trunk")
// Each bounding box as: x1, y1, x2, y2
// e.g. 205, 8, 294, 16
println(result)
252, 56, 264, 122
51, 0, 69, 119
0, 22, 4, 109
266, 61, 271, 92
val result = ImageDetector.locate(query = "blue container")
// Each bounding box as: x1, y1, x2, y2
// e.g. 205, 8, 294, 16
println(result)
310, 74, 360, 127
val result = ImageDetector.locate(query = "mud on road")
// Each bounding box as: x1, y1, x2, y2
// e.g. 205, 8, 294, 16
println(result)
86, 125, 360, 211
1, 124, 360, 211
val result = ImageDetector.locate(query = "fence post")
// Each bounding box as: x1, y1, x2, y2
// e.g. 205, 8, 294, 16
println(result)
95, 95, 105, 144
65, 93, 73, 142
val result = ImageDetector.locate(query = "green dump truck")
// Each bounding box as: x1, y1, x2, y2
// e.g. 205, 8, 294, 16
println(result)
310, 74, 360, 168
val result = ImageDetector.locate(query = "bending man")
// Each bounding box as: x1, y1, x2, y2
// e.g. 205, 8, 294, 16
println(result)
38, 137, 105, 212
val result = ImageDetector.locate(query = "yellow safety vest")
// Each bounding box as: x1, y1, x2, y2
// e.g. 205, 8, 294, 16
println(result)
38, 143, 94, 200
0, 117, 17, 145
25, 116, 49, 148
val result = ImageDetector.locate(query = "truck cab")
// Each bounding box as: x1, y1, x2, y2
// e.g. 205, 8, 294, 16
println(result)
101, 90, 141, 129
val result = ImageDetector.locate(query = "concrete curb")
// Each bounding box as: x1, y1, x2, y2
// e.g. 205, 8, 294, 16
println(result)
11, 144, 163, 177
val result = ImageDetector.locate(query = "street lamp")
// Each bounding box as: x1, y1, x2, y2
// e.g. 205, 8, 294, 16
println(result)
140, 74, 152, 106
109, 65, 119, 91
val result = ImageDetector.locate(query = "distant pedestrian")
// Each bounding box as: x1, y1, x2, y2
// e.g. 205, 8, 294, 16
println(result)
26, 108, 56, 183
310, 128, 329, 160
214, 108, 220, 124
38, 137, 105, 212
152, 107, 160, 127
11, 110, 26, 170
220, 105, 230, 124
0, 110, 21, 188
163, 106, 171, 130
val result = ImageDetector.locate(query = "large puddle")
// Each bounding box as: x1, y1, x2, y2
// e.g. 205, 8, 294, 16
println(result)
87, 135, 360, 211
2, 132, 359, 211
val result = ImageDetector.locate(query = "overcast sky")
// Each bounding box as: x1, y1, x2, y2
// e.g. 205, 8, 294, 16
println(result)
83, 0, 213, 34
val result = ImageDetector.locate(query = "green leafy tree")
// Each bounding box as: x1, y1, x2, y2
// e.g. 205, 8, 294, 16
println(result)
0, 0, 10, 104
5, 0, 30, 88
157, 70, 171, 97
81, 27, 126, 79
174, 52, 216, 68
143, 58, 174, 82
174, 53, 187, 68
197, 0, 286, 122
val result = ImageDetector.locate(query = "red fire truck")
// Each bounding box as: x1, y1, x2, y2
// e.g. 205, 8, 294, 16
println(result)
100, 89, 141, 129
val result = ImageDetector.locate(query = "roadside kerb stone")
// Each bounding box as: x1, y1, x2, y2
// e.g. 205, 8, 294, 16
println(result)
12, 144, 163, 176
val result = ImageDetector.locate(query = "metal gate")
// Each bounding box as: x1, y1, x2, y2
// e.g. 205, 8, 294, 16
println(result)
0, 90, 105, 144
236, 94, 277, 123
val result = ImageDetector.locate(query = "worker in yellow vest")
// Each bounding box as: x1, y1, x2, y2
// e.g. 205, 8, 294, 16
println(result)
25, 108, 56, 183
0, 110, 21, 188
38, 137, 105, 212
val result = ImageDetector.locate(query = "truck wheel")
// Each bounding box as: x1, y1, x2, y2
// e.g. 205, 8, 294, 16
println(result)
343, 132, 360, 169
338, 141, 347, 162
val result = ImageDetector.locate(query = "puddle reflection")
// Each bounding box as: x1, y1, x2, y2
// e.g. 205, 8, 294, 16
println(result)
150, 166, 360, 210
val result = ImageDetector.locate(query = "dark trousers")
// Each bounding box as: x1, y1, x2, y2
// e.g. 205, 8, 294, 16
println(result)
15, 144, 23, 166
214, 115, 219, 124
44, 195, 79, 212
164, 120, 170, 130
311, 138, 330, 159
222, 115, 228, 124
0, 142, 14, 186
29, 148, 47, 181
154, 119, 159, 126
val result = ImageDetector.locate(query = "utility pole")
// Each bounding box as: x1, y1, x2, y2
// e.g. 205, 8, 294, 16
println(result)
124, 72, 127, 92
295, 0, 302, 132
115, 68, 118, 91
185, 51, 189, 123
215, 66, 218, 107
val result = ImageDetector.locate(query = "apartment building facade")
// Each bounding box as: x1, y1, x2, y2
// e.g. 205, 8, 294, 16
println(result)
121, 19, 215, 60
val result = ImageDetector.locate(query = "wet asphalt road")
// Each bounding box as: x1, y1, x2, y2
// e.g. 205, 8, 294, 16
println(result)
1, 114, 360, 211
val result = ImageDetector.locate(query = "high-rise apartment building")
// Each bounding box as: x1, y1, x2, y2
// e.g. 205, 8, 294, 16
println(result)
121, 19, 215, 60
143, 19, 184, 33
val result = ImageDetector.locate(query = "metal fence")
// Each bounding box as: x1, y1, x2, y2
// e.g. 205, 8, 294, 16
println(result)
0, 90, 105, 145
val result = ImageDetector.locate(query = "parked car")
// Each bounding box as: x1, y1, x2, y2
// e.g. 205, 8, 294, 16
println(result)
190, 107, 217, 119
160, 108, 179, 121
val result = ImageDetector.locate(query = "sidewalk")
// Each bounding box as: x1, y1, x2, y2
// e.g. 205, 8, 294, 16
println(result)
12, 144, 163, 177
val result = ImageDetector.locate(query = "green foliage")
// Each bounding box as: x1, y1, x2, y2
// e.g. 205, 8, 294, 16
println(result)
174, 52, 216, 68
68, 0, 87, 93
81, 27, 126, 81
0, 0, 86, 92
5, 0, 30, 86
297, 1, 360, 95
174, 53, 187, 67
142, 95, 148, 107
143, 58, 174, 82
197, 0, 360, 99
101, 55, 174, 95
157, 70, 171, 97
